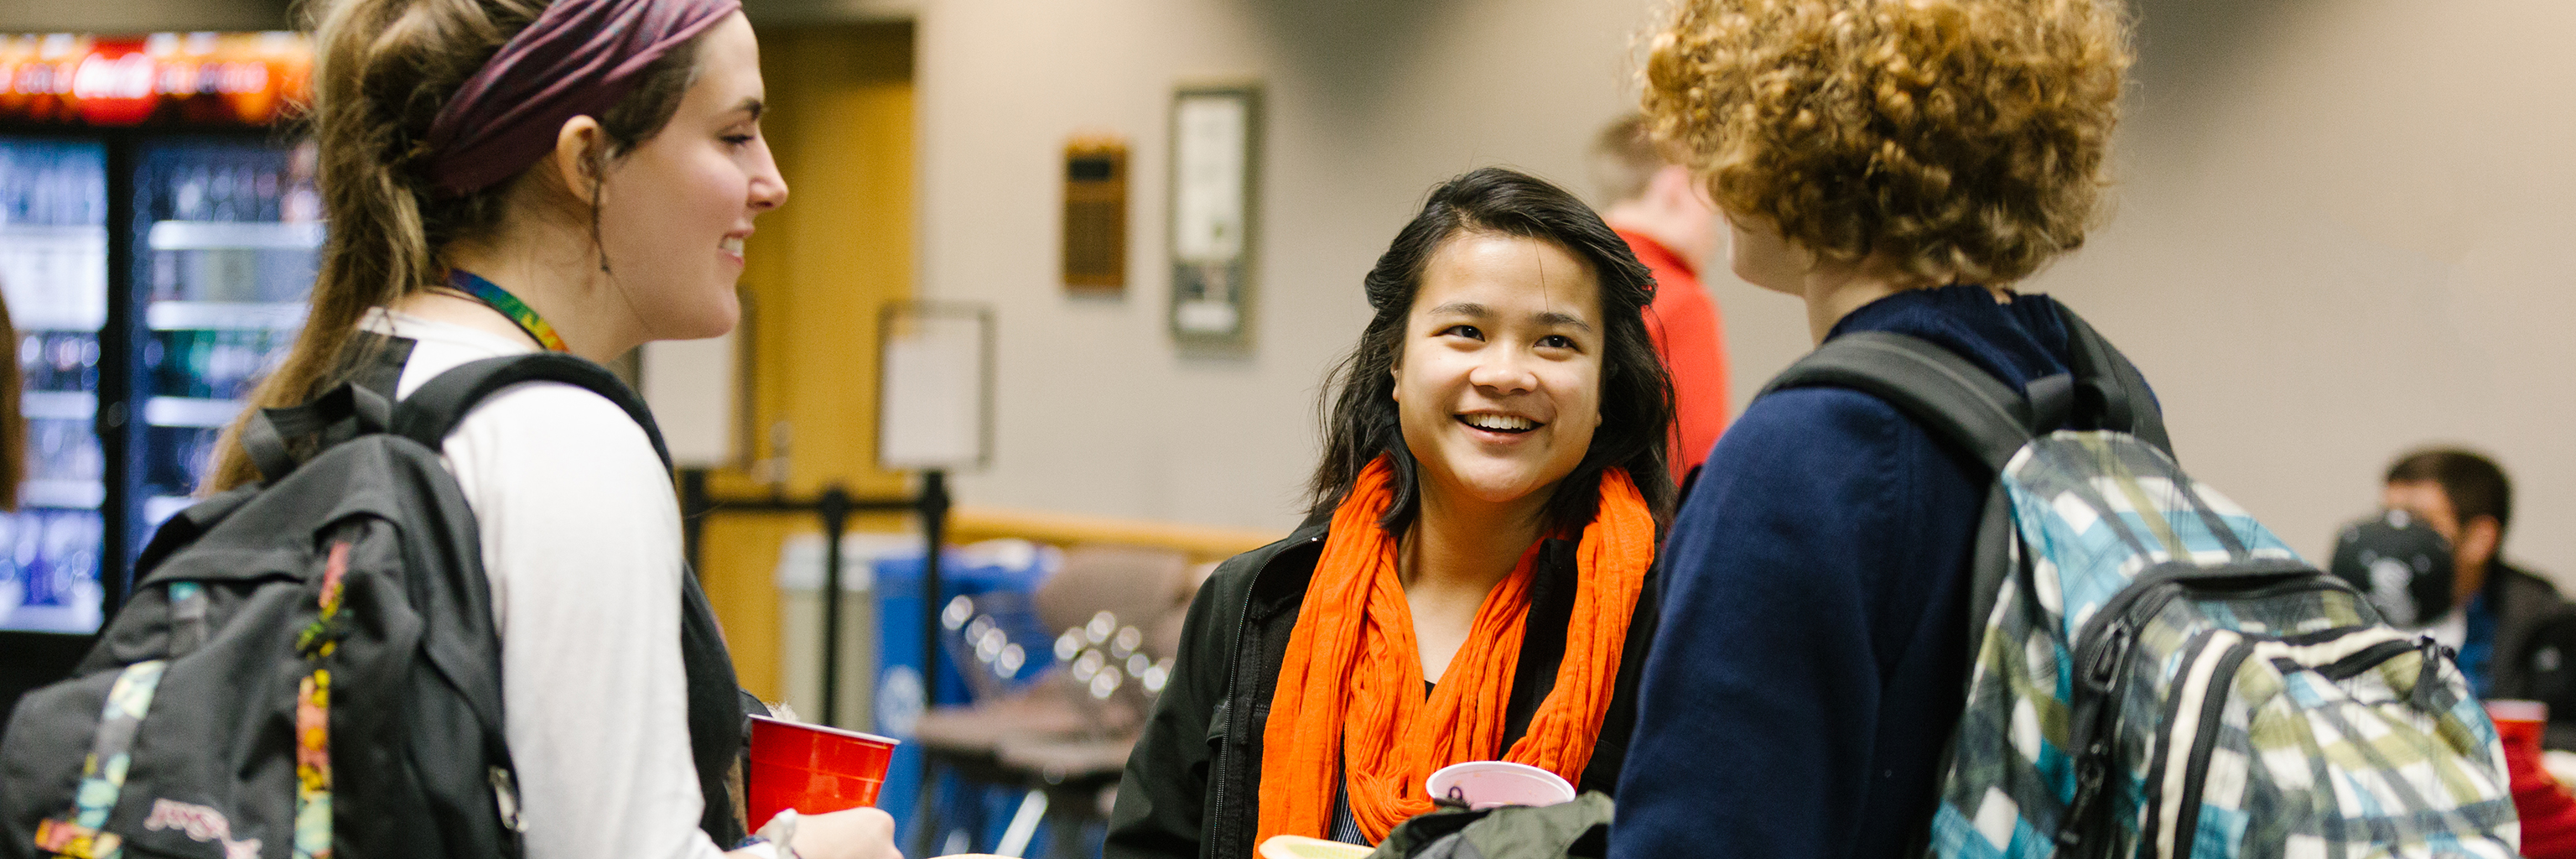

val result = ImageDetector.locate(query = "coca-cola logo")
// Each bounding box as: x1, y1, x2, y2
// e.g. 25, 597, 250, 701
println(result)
70, 42, 154, 125
0, 34, 309, 126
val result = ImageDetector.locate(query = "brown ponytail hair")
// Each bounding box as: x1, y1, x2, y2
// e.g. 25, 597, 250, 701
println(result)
0, 289, 22, 511
205, 0, 704, 492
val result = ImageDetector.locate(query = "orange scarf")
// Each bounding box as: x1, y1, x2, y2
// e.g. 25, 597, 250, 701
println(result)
1255, 456, 1655, 844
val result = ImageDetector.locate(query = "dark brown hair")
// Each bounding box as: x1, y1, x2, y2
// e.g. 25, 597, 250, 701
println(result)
2387, 448, 2513, 540
205, 0, 704, 491
1307, 166, 1677, 536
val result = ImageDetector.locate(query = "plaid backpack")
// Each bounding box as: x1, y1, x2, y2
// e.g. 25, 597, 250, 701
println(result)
1766, 310, 2519, 859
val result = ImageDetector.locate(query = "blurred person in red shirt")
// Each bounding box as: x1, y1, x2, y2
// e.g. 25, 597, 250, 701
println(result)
2500, 706, 2576, 859
1591, 114, 1729, 487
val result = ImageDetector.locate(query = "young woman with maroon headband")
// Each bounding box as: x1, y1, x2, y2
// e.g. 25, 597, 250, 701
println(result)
205, 1, 896, 857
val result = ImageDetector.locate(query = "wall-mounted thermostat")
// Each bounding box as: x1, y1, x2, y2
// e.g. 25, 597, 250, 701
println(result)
1062, 136, 1128, 292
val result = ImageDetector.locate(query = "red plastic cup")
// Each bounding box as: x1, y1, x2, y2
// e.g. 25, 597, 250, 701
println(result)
2488, 700, 2549, 752
746, 715, 901, 828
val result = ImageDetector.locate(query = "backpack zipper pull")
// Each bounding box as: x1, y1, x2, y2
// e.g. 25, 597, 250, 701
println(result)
2058, 759, 2106, 854
2085, 625, 2132, 691
490, 767, 527, 833
2060, 622, 2132, 856
2413, 636, 2450, 712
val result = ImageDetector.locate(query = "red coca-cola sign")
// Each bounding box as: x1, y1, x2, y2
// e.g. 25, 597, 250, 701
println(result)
70, 39, 155, 125
1, 32, 311, 128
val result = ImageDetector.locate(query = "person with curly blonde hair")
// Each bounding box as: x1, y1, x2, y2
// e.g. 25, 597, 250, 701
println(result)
1612, 0, 2133, 856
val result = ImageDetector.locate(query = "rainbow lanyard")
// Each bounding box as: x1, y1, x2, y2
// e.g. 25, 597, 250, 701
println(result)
446, 268, 569, 352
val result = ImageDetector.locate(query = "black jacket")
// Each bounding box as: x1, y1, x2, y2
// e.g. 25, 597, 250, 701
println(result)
2487, 560, 2565, 700
1102, 522, 1659, 859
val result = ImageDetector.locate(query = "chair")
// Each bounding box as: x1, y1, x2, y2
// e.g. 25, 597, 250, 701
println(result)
911, 543, 1195, 857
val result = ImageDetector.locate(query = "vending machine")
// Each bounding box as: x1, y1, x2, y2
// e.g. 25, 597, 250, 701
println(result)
0, 32, 313, 706
0, 135, 108, 634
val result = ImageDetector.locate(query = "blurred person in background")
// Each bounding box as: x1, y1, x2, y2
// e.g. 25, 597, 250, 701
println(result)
2379, 447, 2563, 700
2334, 476, 2576, 859
1591, 114, 1729, 487
1616, 0, 2132, 856
199, 0, 895, 856
1105, 167, 1674, 859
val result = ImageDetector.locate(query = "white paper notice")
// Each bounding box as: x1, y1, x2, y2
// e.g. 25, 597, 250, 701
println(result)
879, 328, 983, 469
639, 331, 738, 468
1172, 94, 1247, 263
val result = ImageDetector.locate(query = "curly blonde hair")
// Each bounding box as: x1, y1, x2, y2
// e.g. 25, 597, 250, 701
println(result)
1643, 0, 2131, 284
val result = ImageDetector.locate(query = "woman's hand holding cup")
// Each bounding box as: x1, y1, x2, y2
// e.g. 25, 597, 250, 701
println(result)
759, 807, 902, 859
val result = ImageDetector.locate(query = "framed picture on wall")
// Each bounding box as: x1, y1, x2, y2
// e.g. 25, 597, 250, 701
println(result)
1167, 83, 1260, 351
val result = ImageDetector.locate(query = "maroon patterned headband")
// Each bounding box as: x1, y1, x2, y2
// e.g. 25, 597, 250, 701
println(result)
423, 0, 742, 196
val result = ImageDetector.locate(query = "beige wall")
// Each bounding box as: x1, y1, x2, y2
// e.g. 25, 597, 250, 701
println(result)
1715, 0, 2576, 583
2008, 0, 2576, 581
917, 0, 2576, 582
917, 0, 1663, 533
698, 23, 917, 700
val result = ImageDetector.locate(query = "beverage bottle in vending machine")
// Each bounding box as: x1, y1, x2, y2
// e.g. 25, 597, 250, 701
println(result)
30, 512, 101, 616
17, 334, 44, 391
16, 510, 58, 607
186, 331, 210, 399
0, 513, 20, 618
209, 329, 240, 399
42, 331, 99, 392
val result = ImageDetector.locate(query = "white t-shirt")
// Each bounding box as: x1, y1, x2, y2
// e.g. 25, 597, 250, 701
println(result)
2426, 605, 2470, 651
370, 310, 726, 859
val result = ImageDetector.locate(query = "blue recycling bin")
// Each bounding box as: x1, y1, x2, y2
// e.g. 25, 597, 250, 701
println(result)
870, 543, 1054, 846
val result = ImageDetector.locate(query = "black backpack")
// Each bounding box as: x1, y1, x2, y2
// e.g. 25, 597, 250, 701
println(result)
0, 347, 750, 859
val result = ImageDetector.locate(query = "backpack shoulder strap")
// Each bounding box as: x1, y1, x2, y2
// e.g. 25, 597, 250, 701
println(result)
1759, 331, 2053, 472
241, 380, 396, 482
1759, 331, 2063, 672
387, 351, 750, 843
389, 352, 673, 472
2054, 306, 2171, 456
1757, 321, 2163, 669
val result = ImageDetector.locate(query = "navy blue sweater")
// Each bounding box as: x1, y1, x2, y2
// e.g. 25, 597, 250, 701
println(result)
1610, 285, 2081, 859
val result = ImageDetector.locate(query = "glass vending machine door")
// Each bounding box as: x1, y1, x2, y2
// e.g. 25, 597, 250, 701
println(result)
130, 138, 317, 551
0, 137, 110, 633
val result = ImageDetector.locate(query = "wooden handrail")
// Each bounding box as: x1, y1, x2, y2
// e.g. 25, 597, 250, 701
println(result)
948, 505, 1282, 563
